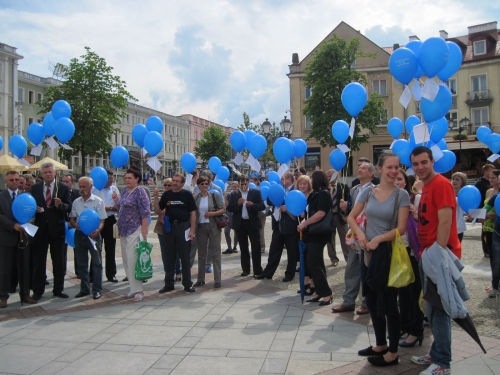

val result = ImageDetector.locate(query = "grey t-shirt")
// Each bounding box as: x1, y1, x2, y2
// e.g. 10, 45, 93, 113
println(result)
358, 186, 410, 241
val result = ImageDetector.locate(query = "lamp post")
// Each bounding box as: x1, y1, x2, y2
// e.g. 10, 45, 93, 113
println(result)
448, 117, 469, 171
170, 135, 179, 173
261, 116, 294, 139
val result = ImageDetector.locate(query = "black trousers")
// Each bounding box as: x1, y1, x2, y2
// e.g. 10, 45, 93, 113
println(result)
90, 215, 117, 280
262, 229, 298, 279
32, 230, 65, 295
164, 222, 192, 289
306, 240, 331, 298
0, 245, 17, 299
236, 219, 262, 275
398, 253, 424, 337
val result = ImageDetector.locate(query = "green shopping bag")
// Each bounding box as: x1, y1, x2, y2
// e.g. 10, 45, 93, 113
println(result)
135, 240, 153, 280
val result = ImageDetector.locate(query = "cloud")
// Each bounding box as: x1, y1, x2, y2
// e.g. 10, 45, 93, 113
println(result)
364, 25, 415, 47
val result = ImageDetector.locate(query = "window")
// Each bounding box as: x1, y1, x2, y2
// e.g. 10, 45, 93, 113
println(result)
472, 107, 489, 130
305, 116, 312, 130
471, 74, 487, 93
445, 111, 458, 128
37, 118, 42, 123
473, 40, 486, 56
18, 88, 24, 102
373, 146, 391, 166
446, 78, 457, 95
373, 80, 387, 95
28, 91, 34, 104
132, 115, 135, 124
28, 117, 34, 125
380, 109, 388, 125
126, 114, 130, 124
194, 131, 198, 140
126, 135, 130, 145
37, 92, 43, 101
415, 101, 421, 113
305, 87, 312, 99
304, 148, 320, 171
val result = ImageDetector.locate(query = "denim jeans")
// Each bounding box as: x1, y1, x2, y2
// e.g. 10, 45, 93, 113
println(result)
491, 223, 500, 290
74, 231, 103, 294
419, 261, 451, 369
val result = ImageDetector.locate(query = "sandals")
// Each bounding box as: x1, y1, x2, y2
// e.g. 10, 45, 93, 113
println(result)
126, 292, 135, 298
486, 286, 493, 294
133, 293, 144, 302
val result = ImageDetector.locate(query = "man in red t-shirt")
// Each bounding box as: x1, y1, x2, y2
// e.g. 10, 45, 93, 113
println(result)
409, 146, 460, 375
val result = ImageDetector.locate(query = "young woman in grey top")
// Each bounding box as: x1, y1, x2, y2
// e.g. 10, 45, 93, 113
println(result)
347, 151, 410, 367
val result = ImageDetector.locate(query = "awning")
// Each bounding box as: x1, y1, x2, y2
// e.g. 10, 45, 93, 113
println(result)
446, 141, 486, 151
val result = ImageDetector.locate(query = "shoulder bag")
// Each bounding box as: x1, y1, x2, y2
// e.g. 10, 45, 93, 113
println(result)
345, 189, 373, 253
211, 193, 230, 229
308, 190, 334, 234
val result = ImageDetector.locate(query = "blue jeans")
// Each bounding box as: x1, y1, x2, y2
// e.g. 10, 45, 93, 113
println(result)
419, 261, 451, 369
491, 223, 500, 290
158, 234, 181, 282
74, 231, 103, 294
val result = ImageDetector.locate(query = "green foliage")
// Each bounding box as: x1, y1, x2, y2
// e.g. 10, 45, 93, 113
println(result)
303, 35, 385, 151
38, 47, 137, 175
193, 126, 231, 163
453, 133, 468, 141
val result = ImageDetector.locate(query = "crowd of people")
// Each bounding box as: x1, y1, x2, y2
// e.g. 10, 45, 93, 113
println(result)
1, 146, 493, 374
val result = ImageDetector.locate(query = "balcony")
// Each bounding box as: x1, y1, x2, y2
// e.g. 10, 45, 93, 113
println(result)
466, 90, 493, 105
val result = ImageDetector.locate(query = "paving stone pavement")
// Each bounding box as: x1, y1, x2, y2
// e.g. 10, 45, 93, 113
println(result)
1, 219, 500, 374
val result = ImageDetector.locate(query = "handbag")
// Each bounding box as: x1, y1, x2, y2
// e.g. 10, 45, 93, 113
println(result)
135, 237, 153, 281
113, 186, 139, 239
388, 229, 415, 288
308, 190, 334, 234
211, 193, 230, 228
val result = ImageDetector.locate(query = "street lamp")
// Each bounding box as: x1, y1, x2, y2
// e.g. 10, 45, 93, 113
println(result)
170, 135, 179, 173
261, 116, 294, 139
448, 117, 469, 170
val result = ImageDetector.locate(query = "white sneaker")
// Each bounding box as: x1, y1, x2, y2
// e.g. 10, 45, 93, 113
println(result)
411, 354, 433, 365
419, 364, 450, 375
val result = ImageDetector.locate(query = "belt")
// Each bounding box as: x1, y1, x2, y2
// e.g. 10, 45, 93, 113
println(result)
171, 219, 188, 224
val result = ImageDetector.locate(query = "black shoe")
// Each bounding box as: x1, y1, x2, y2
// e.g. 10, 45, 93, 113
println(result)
296, 267, 300, 273
319, 297, 333, 306
254, 274, 269, 280
282, 277, 293, 282
233, 249, 238, 253
367, 355, 399, 367
184, 286, 196, 293
159, 286, 175, 293
32, 293, 42, 301
93, 292, 101, 300
89, 280, 93, 284
358, 346, 389, 357
53, 292, 69, 299
9, 287, 17, 293
240, 272, 250, 277
45, 280, 49, 285
306, 296, 321, 302
194, 281, 205, 287
75, 292, 90, 298
214, 283, 221, 288
122, 277, 128, 282
108, 277, 119, 283
398, 335, 424, 347
143, 279, 148, 283
222, 249, 234, 254
297, 283, 310, 294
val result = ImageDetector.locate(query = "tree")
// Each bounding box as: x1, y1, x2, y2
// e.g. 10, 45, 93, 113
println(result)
38, 47, 137, 175
303, 35, 386, 151
193, 126, 231, 164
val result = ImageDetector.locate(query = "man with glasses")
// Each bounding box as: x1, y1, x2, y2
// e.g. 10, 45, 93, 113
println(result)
30, 162, 72, 301
227, 174, 266, 276
154, 173, 197, 293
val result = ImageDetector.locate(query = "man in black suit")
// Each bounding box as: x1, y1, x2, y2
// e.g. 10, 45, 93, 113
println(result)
62, 174, 80, 277
31, 162, 71, 300
227, 174, 266, 276
325, 169, 351, 266
0, 171, 37, 307
255, 171, 297, 282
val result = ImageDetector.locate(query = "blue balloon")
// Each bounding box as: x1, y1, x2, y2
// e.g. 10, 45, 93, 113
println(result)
12, 193, 36, 224
8, 134, 27, 158
180, 152, 197, 173
270, 181, 277, 185
457, 186, 481, 214
89, 166, 108, 190
405, 40, 424, 78
249, 182, 257, 190
244, 130, 257, 144
437, 42, 463, 82
260, 181, 271, 189
387, 118, 404, 139
434, 150, 456, 173
429, 117, 448, 143
144, 131, 163, 156
213, 179, 225, 192
274, 137, 294, 163
148, 216, 152, 226
247, 134, 267, 158
230, 131, 246, 152
405, 115, 421, 135
495, 196, 500, 218
65, 221, 68, 233
0, 136, 3, 151
269, 184, 285, 206
329, 149, 347, 170
110, 146, 129, 168
421, 85, 453, 123
418, 37, 450, 78
66, 228, 76, 247
27, 123, 45, 145
341, 82, 368, 117
51, 100, 72, 121
487, 134, 500, 154
208, 157, 222, 174
294, 139, 307, 158
285, 190, 307, 216
260, 186, 269, 201
388, 47, 418, 85
215, 166, 229, 182
332, 120, 350, 144
55, 117, 75, 143
78, 209, 101, 236
132, 124, 148, 148
392, 139, 412, 167
268, 171, 280, 184
43, 112, 56, 136
476, 126, 492, 144
437, 139, 448, 150
209, 189, 222, 198
146, 116, 163, 133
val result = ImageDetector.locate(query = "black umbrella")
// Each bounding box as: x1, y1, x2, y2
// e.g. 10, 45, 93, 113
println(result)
298, 230, 307, 304
424, 279, 486, 354
17, 231, 29, 307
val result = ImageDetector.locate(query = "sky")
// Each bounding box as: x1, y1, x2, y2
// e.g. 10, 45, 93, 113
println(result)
0, 0, 498, 129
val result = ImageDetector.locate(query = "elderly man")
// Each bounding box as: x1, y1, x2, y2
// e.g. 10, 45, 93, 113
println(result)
70, 177, 107, 300
30, 162, 72, 301
62, 173, 81, 277
350, 157, 380, 188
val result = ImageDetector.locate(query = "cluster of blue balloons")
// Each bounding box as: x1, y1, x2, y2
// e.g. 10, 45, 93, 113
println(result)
131, 116, 165, 158
41, 100, 75, 144
476, 126, 500, 156
229, 129, 267, 158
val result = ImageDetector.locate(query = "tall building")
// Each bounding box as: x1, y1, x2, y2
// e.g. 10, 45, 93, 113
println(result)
288, 21, 500, 176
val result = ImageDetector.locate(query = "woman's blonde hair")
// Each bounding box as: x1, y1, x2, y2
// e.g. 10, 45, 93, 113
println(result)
295, 175, 312, 194
452, 172, 467, 189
